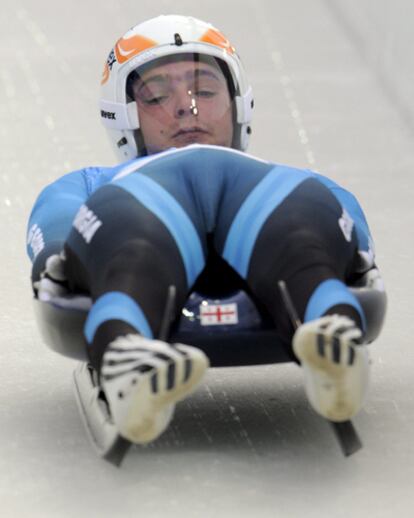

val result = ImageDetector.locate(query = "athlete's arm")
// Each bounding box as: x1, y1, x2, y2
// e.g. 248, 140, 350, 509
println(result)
27, 169, 90, 281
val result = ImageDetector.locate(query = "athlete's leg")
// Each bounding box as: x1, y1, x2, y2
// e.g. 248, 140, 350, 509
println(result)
218, 172, 365, 344
64, 184, 204, 368
64, 174, 208, 443
218, 172, 369, 421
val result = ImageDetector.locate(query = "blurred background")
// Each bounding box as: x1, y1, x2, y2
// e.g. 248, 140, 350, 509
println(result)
1, 1, 413, 516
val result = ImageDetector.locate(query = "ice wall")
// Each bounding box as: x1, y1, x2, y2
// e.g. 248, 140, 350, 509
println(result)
329, 0, 414, 129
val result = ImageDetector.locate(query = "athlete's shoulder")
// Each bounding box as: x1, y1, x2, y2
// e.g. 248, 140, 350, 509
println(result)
58, 157, 146, 193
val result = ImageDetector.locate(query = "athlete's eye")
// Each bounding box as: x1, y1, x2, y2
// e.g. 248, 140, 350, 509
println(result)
136, 80, 170, 106
142, 95, 169, 106
194, 90, 216, 99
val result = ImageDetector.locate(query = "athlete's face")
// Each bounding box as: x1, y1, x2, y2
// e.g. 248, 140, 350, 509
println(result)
131, 60, 234, 154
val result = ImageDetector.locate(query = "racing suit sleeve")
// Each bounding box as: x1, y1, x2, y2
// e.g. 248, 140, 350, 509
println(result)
26, 169, 90, 282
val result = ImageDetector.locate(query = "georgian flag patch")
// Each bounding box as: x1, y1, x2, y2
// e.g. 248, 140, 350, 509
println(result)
199, 303, 238, 326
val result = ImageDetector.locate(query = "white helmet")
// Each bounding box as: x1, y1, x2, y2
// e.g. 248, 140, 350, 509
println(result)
100, 15, 253, 161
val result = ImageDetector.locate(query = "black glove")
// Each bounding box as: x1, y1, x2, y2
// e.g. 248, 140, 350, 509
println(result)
33, 251, 69, 301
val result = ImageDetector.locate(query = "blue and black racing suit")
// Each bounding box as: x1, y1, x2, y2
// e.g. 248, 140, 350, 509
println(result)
27, 144, 376, 370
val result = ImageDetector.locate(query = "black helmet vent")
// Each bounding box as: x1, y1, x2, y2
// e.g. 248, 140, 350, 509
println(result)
174, 33, 183, 46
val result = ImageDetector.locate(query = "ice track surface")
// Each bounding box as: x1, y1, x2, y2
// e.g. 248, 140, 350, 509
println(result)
1, 1, 414, 517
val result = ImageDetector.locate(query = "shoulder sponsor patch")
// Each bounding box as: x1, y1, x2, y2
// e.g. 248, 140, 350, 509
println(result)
338, 208, 354, 242
27, 224, 45, 257
73, 204, 102, 244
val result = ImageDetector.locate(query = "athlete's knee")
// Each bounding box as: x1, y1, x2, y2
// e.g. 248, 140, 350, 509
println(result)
248, 180, 358, 287
103, 239, 171, 279
287, 180, 344, 230
282, 228, 333, 265
96, 238, 188, 305
276, 179, 358, 256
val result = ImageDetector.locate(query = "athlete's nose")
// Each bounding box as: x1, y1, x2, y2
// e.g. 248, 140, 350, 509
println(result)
174, 88, 199, 119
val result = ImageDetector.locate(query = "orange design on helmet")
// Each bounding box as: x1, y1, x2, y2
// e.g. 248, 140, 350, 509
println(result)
199, 28, 235, 55
115, 34, 157, 64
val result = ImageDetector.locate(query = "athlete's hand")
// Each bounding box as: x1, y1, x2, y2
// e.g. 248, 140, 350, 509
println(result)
34, 252, 69, 302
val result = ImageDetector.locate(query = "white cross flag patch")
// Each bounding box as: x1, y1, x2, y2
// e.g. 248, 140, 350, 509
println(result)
199, 303, 238, 326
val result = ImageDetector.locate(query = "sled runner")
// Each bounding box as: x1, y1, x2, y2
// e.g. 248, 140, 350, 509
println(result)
33, 269, 386, 465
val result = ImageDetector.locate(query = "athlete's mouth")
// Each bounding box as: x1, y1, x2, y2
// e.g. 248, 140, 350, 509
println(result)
172, 127, 209, 138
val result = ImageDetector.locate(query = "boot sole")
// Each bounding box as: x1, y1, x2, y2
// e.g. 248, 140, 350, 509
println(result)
294, 339, 365, 422
122, 353, 209, 443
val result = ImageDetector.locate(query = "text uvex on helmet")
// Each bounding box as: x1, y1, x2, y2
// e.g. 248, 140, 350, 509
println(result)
100, 15, 253, 160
